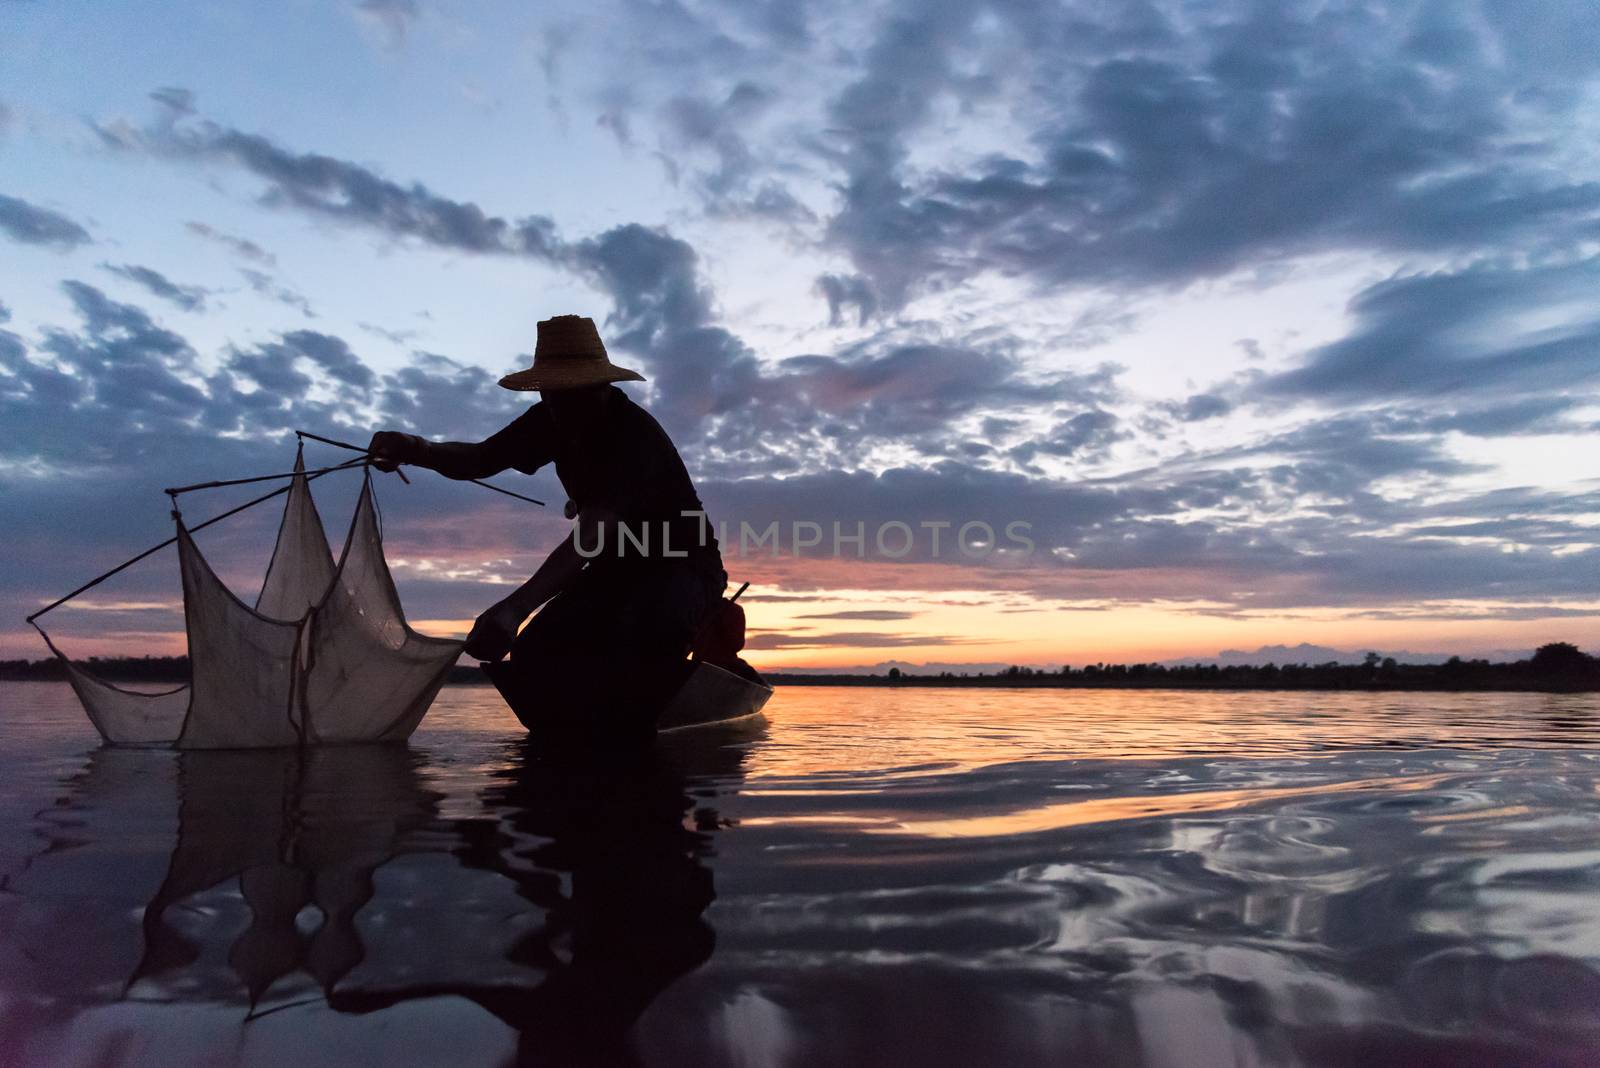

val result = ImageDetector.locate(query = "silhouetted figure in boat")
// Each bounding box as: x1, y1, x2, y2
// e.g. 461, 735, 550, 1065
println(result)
369, 315, 728, 736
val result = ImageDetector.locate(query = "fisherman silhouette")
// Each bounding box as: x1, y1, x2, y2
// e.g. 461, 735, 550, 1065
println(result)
369, 315, 729, 735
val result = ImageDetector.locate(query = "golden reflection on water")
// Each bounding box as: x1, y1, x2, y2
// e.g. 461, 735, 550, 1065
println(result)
745, 773, 1458, 837
1415, 803, 1535, 824
704, 686, 1600, 779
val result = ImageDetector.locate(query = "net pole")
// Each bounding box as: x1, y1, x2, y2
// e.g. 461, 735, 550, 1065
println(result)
296, 429, 545, 506
163, 457, 367, 496
26, 462, 363, 623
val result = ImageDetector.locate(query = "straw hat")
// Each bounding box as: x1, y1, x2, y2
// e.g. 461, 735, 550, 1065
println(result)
497, 315, 646, 391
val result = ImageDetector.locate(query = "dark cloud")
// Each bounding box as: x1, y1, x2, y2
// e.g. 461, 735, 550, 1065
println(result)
815, 273, 878, 326
595, 98, 635, 149
1416, 396, 1585, 438
1174, 393, 1232, 421
185, 221, 276, 266
566, 219, 1118, 458
359, 321, 419, 345
794, 610, 917, 621
1010, 409, 1124, 466
653, 81, 816, 224
657, 83, 785, 203
980, 416, 1022, 440
100, 263, 209, 312
148, 86, 196, 116
378, 349, 527, 440
771, 344, 1084, 432
818, 3, 991, 309
740, 593, 833, 603
567, 222, 765, 441
239, 268, 315, 317
1236, 413, 1480, 484
717, 0, 811, 47
1258, 256, 1600, 403
703, 181, 816, 226
95, 108, 802, 449
812, 0, 1600, 308
0, 193, 91, 249
14, 282, 202, 463
680, 394, 1600, 613
276, 330, 374, 389
746, 630, 975, 650
91, 105, 1127, 460
1349, 604, 1600, 622
100, 113, 560, 259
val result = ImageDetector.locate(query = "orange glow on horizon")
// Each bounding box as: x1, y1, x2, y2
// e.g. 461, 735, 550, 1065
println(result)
10, 591, 1599, 668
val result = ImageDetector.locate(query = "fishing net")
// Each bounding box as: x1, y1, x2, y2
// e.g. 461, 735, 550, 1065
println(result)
52, 656, 192, 747
255, 455, 336, 621
38, 450, 462, 749
300, 479, 463, 744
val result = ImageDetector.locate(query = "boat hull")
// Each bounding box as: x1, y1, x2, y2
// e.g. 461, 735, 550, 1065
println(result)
483, 659, 772, 736
657, 661, 773, 732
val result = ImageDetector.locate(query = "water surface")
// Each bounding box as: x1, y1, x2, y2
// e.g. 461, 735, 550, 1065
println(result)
4, 682, 1600, 1065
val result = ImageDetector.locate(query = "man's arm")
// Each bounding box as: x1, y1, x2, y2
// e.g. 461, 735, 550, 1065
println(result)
368, 431, 509, 481
370, 407, 555, 481
463, 506, 620, 661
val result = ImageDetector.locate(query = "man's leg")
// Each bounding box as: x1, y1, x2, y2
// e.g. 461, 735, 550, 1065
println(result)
610, 566, 725, 723
506, 570, 631, 730
504, 565, 723, 738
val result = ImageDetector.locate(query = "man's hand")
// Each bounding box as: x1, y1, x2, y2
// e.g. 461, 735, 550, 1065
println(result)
367, 430, 422, 473
464, 598, 526, 662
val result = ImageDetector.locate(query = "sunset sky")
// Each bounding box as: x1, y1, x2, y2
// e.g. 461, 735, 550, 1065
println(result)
3, 0, 1598, 669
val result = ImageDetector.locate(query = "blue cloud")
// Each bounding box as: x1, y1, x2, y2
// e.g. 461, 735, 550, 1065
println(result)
0, 193, 91, 250
100, 263, 209, 311
1259, 257, 1600, 402
812, 0, 1600, 307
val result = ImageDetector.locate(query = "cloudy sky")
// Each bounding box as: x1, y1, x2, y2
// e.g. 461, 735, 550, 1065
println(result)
3, 0, 1598, 669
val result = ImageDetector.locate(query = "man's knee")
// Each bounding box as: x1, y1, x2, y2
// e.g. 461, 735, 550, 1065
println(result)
619, 575, 714, 655
511, 589, 599, 659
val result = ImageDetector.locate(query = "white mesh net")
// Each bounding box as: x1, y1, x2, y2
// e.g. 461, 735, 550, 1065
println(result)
175, 520, 306, 749
300, 481, 462, 744
255, 454, 336, 621
43, 452, 463, 749
59, 661, 192, 747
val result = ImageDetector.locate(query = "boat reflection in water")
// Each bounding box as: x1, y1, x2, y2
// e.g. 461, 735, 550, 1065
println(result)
11, 730, 749, 1064
328, 737, 737, 1065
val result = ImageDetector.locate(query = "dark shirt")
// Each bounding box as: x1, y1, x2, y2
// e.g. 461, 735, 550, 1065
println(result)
478, 387, 723, 576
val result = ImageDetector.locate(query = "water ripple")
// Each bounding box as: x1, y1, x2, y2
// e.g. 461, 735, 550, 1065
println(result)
5, 683, 1600, 1065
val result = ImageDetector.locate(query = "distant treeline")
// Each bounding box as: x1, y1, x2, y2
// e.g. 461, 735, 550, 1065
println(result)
5, 643, 1597, 692
0, 656, 495, 686
766, 644, 1600, 693
0, 655, 194, 683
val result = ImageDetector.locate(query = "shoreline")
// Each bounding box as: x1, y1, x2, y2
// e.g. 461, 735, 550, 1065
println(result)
4, 654, 1596, 693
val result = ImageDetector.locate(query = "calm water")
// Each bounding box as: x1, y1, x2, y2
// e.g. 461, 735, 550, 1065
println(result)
4, 682, 1600, 1066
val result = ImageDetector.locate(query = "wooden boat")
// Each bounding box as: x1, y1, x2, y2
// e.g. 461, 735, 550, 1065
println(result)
656, 661, 773, 732
483, 658, 772, 737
